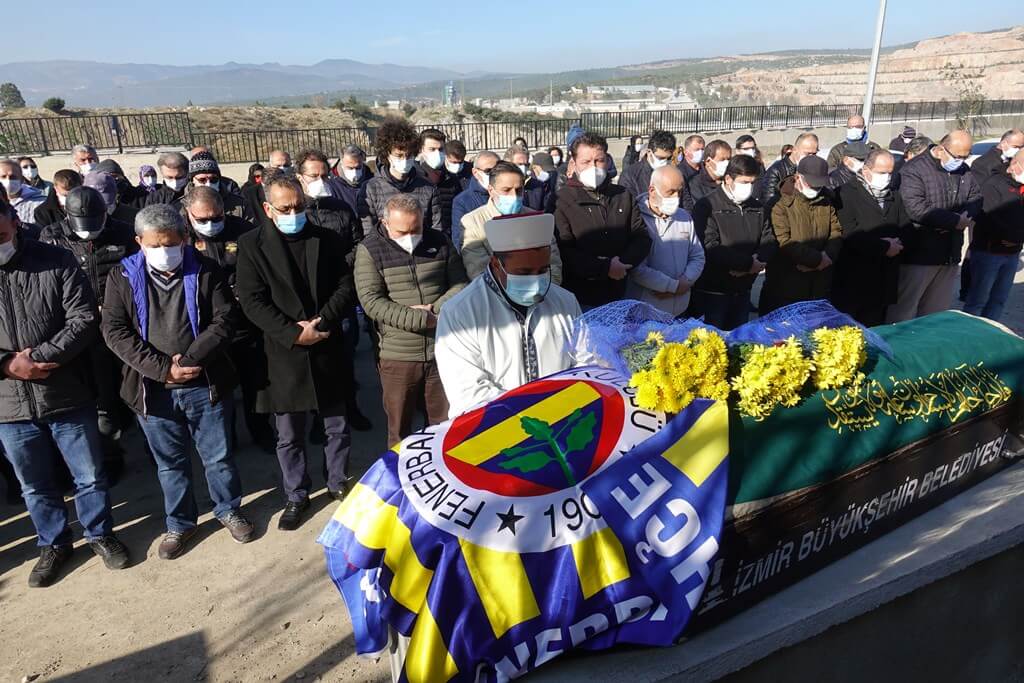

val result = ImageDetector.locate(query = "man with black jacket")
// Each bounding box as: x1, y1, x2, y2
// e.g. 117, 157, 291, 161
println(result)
146, 152, 190, 208
365, 118, 442, 234
832, 150, 910, 326
236, 174, 356, 531
331, 144, 373, 223
963, 150, 1024, 321
970, 129, 1023, 183
761, 133, 819, 209
691, 154, 776, 329
33, 170, 82, 230
103, 204, 252, 560
0, 192, 129, 587
39, 186, 137, 481
181, 186, 274, 452
687, 139, 733, 208
416, 128, 462, 236
619, 130, 677, 199
555, 130, 652, 309
887, 131, 982, 322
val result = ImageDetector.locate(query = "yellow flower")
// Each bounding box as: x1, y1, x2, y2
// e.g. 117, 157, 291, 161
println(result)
731, 337, 811, 420
810, 326, 867, 391
627, 328, 730, 413
645, 331, 666, 345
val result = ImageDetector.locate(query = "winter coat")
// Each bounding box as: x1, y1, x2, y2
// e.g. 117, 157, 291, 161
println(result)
831, 179, 910, 317
554, 178, 652, 307
329, 167, 373, 222
303, 195, 362, 268
828, 164, 857, 191
187, 215, 258, 344
33, 191, 65, 231
460, 202, 563, 284
0, 238, 99, 422
523, 174, 556, 215
38, 216, 138, 303
972, 172, 1024, 253
354, 226, 467, 362
692, 186, 777, 295
145, 184, 187, 208
826, 140, 881, 171
898, 150, 982, 266
235, 221, 355, 415
761, 177, 843, 313
625, 196, 705, 317
365, 168, 442, 234
760, 156, 797, 208
451, 179, 490, 250
970, 146, 1009, 183
241, 182, 265, 224
618, 157, 654, 199
101, 249, 238, 415
687, 169, 721, 206
416, 162, 462, 236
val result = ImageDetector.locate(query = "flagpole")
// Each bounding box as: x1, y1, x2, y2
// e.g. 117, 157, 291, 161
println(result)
862, 0, 888, 123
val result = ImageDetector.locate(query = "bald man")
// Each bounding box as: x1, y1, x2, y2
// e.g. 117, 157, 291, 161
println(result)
451, 151, 499, 251
625, 164, 705, 317
827, 114, 881, 171
888, 130, 982, 322
963, 149, 1024, 321
970, 128, 1024, 181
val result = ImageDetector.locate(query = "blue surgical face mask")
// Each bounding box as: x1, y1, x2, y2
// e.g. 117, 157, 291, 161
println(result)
274, 210, 307, 235
500, 267, 551, 307
942, 157, 965, 173
494, 193, 523, 215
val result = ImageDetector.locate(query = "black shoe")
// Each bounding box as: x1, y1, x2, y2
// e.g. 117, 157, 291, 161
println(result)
327, 480, 351, 502
158, 528, 198, 560
29, 544, 74, 587
347, 407, 373, 432
89, 535, 130, 569
219, 510, 256, 543
278, 499, 310, 531
309, 418, 326, 445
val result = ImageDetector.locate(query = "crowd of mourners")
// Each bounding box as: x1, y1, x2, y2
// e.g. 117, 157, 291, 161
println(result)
1, 114, 1022, 589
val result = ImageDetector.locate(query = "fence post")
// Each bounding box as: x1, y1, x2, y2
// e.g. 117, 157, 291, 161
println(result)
483, 123, 488, 153
317, 130, 324, 153
251, 132, 259, 163
185, 114, 194, 147
112, 116, 124, 154
532, 120, 538, 149
36, 119, 49, 156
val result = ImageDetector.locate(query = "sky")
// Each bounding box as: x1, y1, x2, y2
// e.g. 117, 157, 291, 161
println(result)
35, 1, 1018, 72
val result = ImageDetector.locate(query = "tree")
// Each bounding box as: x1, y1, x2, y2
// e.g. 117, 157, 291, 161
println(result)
0, 82, 25, 109
41, 97, 65, 113
940, 62, 987, 133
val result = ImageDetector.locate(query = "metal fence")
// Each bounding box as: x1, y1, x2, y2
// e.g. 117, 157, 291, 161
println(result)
0, 112, 191, 156
3, 100, 1023, 161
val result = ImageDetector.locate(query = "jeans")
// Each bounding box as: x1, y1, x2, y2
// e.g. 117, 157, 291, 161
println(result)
0, 406, 113, 546
137, 385, 241, 532
692, 290, 751, 330
275, 412, 351, 502
963, 251, 1019, 321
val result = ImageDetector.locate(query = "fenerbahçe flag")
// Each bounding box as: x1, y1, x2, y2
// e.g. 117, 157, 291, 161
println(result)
318, 366, 730, 682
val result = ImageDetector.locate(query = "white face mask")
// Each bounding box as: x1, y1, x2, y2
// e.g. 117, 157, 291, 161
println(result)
713, 160, 729, 178
74, 229, 103, 240
143, 245, 184, 272
800, 185, 821, 200
634, 142, 644, 152
848, 159, 865, 173
655, 190, 679, 216
57, 193, 67, 207
142, 176, 157, 188
738, 148, 757, 158
1003, 146, 1021, 161
518, 164, 530, 177
0, 240, 15, 266
730, 181, 753, 203
389, 156, 414, 176
305, 177, 331, 198
194, 179, 220, 192
535, 170, 550, 183
867, 172, 891, 191
846, 127, 864, 141
0, 178, 22, 196
394, 233, 422, 254
476, 172, 490, 189
578, 165, 607, 190
165, 177, 187, 191
21, 166, 38, 180
193, 219, 225, 237
688, 149, 704, 164
551, 154, 561, 166
342, 166, 362, 183
78, 162, 96, 174
649, 155, 669, 170
422, 150, 444, 170
445, 161, 464, 175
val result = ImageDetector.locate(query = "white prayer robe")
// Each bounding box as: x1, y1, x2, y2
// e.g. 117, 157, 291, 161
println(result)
435, 268, 584, 418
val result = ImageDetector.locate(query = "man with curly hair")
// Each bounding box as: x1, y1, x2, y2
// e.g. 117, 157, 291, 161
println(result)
364, 118, 442, 234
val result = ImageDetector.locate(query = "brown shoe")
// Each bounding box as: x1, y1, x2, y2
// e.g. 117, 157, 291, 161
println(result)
219, 510, 255, 544
158, 528, 198, 560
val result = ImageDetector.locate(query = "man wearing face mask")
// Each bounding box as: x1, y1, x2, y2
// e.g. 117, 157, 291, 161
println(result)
691, 154, 776, 329
626, 165, 705, 318
17, 156, 52, 196
236, 174, 356, 529
39, 186, 137, 479
436, 213, 585, 418
832, 150, 910, 327
33, 170, 81, 231
687, 139, 733, 209
354, 194, 467, 444
970, 129, 1024, 182
0, 192, 130, 588
461, 161, 564, 282
0, 160, 46, 236
186, 151, 245, 219
888, 126, 917, 155
827, 115, 881, 171
620, 130, 677, 199
888, 130, 982, 322
268, 150, 292, 173
365, 118, 442, 235
96, 159, 143, 211
760, 155, 843, 314
84, 170, 138, 229
102, 205, 252, 559
548, 146, 566, 173
146, 152, 190, 208
555, 131, 651, 309
71, 144, 99, 176
677, 135, 706, 183
331, 145, 374, 230
827, 141, 869, 191
524, 151, 558, 214
962, 149, 1024, 321
761, 133, 819, 209
415, 128, 461, 236
444, 140, 473, 189
451, 151, 499, 249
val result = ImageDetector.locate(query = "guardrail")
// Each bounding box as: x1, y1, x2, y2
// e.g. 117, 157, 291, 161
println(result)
3, 100, 1022, 161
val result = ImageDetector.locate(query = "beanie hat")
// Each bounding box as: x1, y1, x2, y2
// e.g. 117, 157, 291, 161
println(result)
189, 150, 220, 179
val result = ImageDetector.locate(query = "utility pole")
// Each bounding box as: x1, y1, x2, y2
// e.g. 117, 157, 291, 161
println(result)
862, 0, 887, 123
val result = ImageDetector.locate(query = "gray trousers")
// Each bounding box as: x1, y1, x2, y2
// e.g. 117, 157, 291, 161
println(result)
274, 412, 350, 502
886, 264, 960, 323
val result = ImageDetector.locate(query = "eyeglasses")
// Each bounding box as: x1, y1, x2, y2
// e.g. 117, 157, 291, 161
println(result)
942, 146, 970, 161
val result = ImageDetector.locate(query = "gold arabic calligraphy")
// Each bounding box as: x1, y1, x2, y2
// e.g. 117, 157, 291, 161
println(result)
821, 362, 1012, 433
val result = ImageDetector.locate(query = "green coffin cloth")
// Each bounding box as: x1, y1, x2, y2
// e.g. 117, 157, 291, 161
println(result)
728, 311, 1024, 505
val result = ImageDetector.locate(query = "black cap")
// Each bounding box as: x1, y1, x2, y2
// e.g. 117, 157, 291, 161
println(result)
530, 152, 556, 173
797, 155, 829, 189
96, 159, 125, 177
65, 186, 107, 233
844, 141, 869, 161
